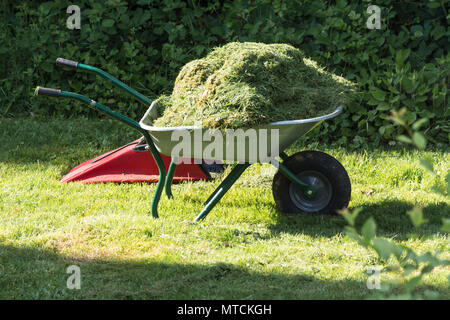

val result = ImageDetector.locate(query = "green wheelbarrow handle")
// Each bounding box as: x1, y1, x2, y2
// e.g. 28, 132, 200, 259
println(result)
35, 58, 166, 219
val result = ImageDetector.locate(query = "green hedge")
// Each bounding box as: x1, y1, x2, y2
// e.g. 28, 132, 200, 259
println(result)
1, 0, 448, 146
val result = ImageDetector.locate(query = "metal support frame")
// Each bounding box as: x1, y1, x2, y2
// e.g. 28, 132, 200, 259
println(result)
275, 160, 315, 198
192, 158, 314, 221
279, 151, 289, 160
195, 164, 250, 222
165, 160, 177, 199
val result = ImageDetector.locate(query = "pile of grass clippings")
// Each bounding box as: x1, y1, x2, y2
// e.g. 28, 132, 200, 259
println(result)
153, 42, 354, 129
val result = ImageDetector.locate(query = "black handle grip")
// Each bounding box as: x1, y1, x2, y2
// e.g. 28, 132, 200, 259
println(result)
56, 58, 78, 69
35, 86, 62, 97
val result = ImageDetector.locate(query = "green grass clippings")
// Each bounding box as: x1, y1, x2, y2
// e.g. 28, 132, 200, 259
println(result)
153, 42, 354, 128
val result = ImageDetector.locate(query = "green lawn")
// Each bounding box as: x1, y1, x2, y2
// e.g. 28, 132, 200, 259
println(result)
0, 117, 448, 299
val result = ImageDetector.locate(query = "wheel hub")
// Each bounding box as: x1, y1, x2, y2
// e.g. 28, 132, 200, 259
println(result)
288, 170, 332, 213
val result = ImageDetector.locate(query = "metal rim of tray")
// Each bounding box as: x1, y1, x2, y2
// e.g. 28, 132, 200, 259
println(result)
139, 103, 344, 131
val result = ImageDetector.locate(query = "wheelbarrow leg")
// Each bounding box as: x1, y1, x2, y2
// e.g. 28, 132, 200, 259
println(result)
279, 151, 289, 161
195, 163, 250, 222
203, 165, 232, 205
164, 159, 177, 199
138, 134, 166, 218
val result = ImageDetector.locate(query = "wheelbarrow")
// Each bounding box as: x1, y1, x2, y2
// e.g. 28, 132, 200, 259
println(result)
35, 58, 351, 221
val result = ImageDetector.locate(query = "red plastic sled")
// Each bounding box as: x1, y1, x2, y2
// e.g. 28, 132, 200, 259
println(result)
61, 138, 210, 183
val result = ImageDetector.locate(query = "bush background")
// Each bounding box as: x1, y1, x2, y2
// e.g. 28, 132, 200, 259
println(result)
1, 0, 448, 147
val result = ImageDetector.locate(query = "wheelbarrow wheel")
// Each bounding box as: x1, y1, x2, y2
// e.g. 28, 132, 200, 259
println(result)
272, 151, 351, 215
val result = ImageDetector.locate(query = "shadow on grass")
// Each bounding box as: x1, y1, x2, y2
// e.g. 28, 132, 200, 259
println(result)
1, 241, 448, 300
268, 200, 449, 240
0, 118, 137, 166
0, 243, 370, 299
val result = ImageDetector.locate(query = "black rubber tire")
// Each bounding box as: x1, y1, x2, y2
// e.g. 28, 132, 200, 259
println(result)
272, 150, 351, 215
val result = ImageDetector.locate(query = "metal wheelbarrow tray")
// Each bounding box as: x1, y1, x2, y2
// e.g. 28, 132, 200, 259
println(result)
36, 58, 351, 222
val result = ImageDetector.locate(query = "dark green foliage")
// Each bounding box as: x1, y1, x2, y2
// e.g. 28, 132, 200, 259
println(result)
1, 0, 448, 145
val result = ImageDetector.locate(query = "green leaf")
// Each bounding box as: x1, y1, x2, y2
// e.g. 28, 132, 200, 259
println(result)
406, 111, 417, 125
402, 265, 417, 277
421, 263, 435, 275
427, 2, 441, 9
407, 207, 428, 228
361, 217, 376, 243
405, 275, 422, 292
446, 172, 450, 194
390, 243, 404, 260
339, 208, 362, 226
397, 135, 412, 145
39, 2, 53, 15
412, 132, 426, 150
401, 77, 416, 94
41, 62, 54, 73
377, 102, 391, 111
395, 49, 410, 68
371, 87, 386, 102
423, 290, 440, 299
372, 238, 394, 261
419, 158, 434, 173
102, 19, 115, 27
344, 226, 363, 245
69, 80, 83, 92
412, 118, 428, 130
441, 219, 450, 233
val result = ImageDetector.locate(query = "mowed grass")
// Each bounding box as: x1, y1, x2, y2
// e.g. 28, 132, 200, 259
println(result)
0, 117, 448, 299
